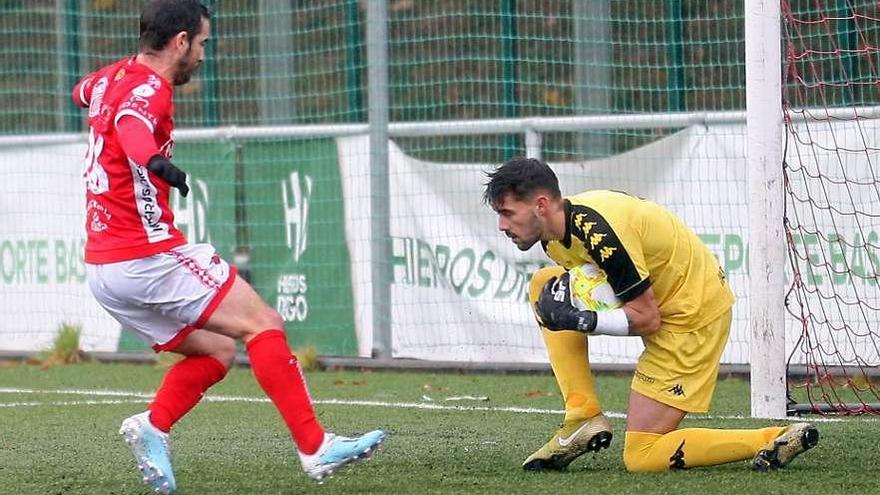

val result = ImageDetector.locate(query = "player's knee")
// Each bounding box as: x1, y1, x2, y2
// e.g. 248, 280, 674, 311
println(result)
623, 450, 661, 473
254, 307, 285, 334
238, 307, 285, 342
211, 338, 237, 369
623, 432, 667, 473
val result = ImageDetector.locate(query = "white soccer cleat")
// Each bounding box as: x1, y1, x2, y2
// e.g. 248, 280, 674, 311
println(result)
298, 430, 386, 482
752, 422, 819, 471
119, 411, 176, 494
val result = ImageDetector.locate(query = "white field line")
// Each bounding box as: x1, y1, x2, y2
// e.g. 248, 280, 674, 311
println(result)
0, 399, 151, 408
0, 387, 869, 423
0, 387, 154, 398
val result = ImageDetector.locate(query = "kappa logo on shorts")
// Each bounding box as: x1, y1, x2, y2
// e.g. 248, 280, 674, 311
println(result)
667, 384, 685, 396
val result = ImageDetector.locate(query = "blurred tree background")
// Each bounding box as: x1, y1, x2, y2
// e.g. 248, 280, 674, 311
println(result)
1, 0, 875, 161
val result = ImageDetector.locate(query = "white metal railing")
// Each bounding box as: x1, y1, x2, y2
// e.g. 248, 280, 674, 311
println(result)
4, 105, 880, 152
0, 110, 746, 149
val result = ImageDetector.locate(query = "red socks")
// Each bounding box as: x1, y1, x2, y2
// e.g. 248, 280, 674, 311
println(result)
146, 330, 325, 455
148, 355, 228, 433
246, 329, 325, 454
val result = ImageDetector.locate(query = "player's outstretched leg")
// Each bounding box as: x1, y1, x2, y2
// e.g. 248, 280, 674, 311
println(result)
298, 430, 387, 482
119, 411, 176, 494
522, 413, 613, 471
752, 422, 819, 471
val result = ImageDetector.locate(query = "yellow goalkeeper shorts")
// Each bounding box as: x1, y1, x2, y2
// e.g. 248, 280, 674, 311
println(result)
631, 310, 732, 413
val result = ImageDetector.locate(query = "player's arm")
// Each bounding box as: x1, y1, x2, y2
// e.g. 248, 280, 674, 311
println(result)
535, 205, 660, 336
534, 271, 659, 336
71, 72, 98, 108
114, 79, 189, 196
619, 286, 661, 335
116, 116, 189, 197
578, 205, 660, 335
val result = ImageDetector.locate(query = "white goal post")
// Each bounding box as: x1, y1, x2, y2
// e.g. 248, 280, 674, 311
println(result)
745, 0, 787, 418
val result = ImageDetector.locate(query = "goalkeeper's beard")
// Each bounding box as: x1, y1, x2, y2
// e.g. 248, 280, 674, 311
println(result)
509, 231, 540, 251
508, 221, 542, 251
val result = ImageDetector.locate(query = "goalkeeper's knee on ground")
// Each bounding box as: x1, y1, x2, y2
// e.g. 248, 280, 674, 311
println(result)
623, 431, 668, 473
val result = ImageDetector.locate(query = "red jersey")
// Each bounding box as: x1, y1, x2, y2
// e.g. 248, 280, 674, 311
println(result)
73, 57, 186, 264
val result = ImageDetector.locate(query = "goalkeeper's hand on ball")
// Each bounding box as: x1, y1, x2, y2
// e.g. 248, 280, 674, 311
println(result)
534, 271, 597, 333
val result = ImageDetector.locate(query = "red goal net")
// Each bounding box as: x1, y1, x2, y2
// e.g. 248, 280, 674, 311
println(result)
782, 0, 880, 414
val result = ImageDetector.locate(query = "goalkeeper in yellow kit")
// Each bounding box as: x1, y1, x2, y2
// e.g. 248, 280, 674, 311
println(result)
483, 157, 819, 473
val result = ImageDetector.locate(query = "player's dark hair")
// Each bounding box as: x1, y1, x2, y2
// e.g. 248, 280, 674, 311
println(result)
139, 0, 211, 52
482, 157, 561, 207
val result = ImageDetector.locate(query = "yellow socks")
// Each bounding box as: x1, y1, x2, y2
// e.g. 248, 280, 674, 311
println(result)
530, 267, 602, 422
623, 427, 785, 472
542, 328, 602, 421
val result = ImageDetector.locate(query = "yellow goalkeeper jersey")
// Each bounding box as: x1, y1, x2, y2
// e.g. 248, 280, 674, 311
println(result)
542, 190, 734, 332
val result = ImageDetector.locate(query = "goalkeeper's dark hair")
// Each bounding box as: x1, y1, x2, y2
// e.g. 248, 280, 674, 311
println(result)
483, 157, 561, 208
139, 0, 211, 52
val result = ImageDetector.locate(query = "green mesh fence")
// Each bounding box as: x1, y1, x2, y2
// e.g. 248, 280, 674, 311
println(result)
1, 1, 747, 160
0, 1, 749, 361
4, 1, 866, 374
0, 0, 366, 132
389, 1, 745, 162
2, 1, 745, 140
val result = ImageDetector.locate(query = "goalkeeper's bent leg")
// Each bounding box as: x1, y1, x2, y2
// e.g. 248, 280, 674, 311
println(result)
529, 267, 602, 422
623, 427, 784, 472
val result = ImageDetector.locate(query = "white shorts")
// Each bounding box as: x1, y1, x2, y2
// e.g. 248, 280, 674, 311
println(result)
86, 243, 237, 352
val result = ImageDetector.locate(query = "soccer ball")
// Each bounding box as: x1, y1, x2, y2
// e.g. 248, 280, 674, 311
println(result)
567, 264, 622, 312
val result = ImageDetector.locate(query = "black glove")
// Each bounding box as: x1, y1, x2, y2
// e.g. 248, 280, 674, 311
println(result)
147, 155, 189, 197
534, 272, 597, 333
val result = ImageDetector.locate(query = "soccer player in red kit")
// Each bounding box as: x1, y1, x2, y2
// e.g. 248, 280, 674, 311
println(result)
72, 1, 384, 492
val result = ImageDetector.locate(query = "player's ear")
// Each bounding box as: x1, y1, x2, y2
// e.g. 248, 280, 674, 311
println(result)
173, 30, 190, 52
534, 195, 550, 216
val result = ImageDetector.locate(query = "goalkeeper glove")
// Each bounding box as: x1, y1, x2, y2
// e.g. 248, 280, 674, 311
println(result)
147, 155, 189, 197
534, 271, 598, 333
